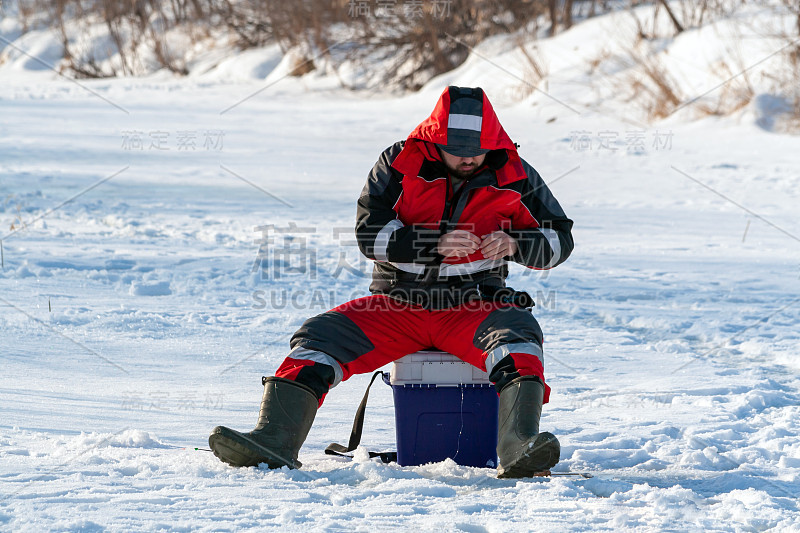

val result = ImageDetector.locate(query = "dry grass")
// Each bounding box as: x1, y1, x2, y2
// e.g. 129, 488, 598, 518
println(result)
620, 45, 758, 122
288, 51, 316, 77
694, 60, 755, 117
609, 5, 799, 126
586, 47, 613, 74
760, 40, 800, 132
783, 41, 800, 126
621, 43, 683, 120
514, 39, 549, 99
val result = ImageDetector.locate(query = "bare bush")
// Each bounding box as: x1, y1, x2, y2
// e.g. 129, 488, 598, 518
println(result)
16, 0, 211, 77
321, 1, 557, 90
632, 0, 738, 39
14, 0, 602, 85
217, 0, 272, 48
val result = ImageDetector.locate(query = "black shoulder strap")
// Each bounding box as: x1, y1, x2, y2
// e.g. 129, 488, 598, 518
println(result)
325, 371, 397, 464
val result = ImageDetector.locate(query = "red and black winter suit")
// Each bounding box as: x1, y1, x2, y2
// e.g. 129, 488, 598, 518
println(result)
276, 86, 574, 405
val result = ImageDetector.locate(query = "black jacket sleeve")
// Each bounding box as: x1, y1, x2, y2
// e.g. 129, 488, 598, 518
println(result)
507, 159, 574, 269
355, 142, 442, 264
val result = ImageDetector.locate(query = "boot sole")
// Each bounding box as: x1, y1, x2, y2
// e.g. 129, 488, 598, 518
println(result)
208, 426, 297, 469
497, 432, 560, 479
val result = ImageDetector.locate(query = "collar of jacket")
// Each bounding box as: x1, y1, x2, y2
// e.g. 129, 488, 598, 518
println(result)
391, 139, 527, 186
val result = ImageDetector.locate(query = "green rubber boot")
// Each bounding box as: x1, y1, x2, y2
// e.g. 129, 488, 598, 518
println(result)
209, 377, 318, 468
496, 376, 560, 478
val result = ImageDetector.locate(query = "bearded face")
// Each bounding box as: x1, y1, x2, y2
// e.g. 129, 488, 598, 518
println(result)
439, 150, 487, 180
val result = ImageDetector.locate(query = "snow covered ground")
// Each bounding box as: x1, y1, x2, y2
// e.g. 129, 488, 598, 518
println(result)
2, 6, 800, 532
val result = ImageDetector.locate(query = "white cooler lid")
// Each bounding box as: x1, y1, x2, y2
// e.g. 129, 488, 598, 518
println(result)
389, 350, 491, 386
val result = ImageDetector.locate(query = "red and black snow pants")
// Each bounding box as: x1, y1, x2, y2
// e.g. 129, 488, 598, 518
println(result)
275, 294, 549, 406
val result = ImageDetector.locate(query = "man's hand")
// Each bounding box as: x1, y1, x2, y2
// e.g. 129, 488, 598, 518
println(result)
437, 230, 481, 259
479, 231, 518, 260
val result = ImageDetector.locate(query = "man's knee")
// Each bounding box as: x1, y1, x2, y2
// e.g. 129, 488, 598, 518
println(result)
290, 310, 375, 366
275, 347, 344, 404
473, 306, 543, 355
278, 309, 376, 404
472, 306, 549, 399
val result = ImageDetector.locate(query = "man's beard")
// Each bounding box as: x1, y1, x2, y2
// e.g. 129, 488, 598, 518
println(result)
445, 161, 480, 180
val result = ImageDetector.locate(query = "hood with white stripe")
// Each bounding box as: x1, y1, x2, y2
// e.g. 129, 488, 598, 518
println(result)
408, 86, 518, 154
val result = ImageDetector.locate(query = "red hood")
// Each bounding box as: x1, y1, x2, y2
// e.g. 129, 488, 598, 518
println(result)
391, 86, 526, 186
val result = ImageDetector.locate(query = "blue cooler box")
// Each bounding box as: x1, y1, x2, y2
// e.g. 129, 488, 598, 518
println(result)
385, 351, 499, 468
